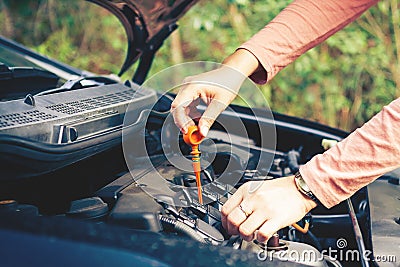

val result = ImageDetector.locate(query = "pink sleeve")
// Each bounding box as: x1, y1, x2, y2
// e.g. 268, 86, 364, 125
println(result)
239, 0, 379, 84
300, 98, 400, 208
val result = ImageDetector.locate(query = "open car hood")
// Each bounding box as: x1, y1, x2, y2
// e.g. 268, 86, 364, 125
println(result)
87, 0, 198, 78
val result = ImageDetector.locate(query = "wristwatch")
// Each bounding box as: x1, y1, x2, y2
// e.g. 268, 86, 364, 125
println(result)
294, 171, 321, 205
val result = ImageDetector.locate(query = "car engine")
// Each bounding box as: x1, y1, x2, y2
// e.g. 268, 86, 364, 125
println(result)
0, 82, 381, 267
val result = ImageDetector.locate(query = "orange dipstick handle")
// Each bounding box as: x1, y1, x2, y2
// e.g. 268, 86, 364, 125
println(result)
183, 126, 205, 204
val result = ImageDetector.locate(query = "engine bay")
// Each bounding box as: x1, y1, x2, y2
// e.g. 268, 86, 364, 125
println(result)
0, 86, 375, 267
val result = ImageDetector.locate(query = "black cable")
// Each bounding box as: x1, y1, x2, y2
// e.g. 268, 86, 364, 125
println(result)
160, 216, 206, 244
305, 230, 323, 252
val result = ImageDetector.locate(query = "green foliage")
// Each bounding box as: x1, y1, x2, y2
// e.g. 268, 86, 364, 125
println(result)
0, 0, 127, 75
1, 0, 398, 131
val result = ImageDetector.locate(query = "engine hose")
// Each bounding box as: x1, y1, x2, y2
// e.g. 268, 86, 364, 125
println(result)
305, 230, 323, 252
160, 216, 207, 244
323, 255, 343, 267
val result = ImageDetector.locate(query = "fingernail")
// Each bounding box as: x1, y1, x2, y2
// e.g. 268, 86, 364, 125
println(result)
200, 126, 209, 137
182, 127, 188, 134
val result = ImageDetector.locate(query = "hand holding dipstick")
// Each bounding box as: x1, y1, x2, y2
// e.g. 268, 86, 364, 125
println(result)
183, 126, 205, 204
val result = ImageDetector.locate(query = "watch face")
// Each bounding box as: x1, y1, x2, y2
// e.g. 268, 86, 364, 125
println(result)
296, 174, 310, 193
295, 172, 320, 205
300, 178, 310, 192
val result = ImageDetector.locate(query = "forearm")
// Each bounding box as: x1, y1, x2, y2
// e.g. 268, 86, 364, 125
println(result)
240, 0, 379, 84
300, 97, 400, 208
221, 48, 261, 77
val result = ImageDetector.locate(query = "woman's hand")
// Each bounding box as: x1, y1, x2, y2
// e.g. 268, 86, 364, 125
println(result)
221, 176, 318, 242
170, 49, 260, 137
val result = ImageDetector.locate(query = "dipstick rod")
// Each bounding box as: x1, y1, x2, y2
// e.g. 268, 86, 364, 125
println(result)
183, 126, 205, 204
191, 144, 203, 204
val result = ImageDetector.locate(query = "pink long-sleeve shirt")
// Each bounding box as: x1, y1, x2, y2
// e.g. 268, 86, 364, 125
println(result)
239, 0, 400, 208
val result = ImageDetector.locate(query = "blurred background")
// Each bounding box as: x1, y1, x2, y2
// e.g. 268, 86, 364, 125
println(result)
0, 0, 399, 131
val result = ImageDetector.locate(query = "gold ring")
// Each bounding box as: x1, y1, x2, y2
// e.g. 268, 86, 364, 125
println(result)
239, 204, 251, 217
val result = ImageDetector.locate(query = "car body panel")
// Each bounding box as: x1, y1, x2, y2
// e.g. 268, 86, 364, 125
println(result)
87, 0, 198, 76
